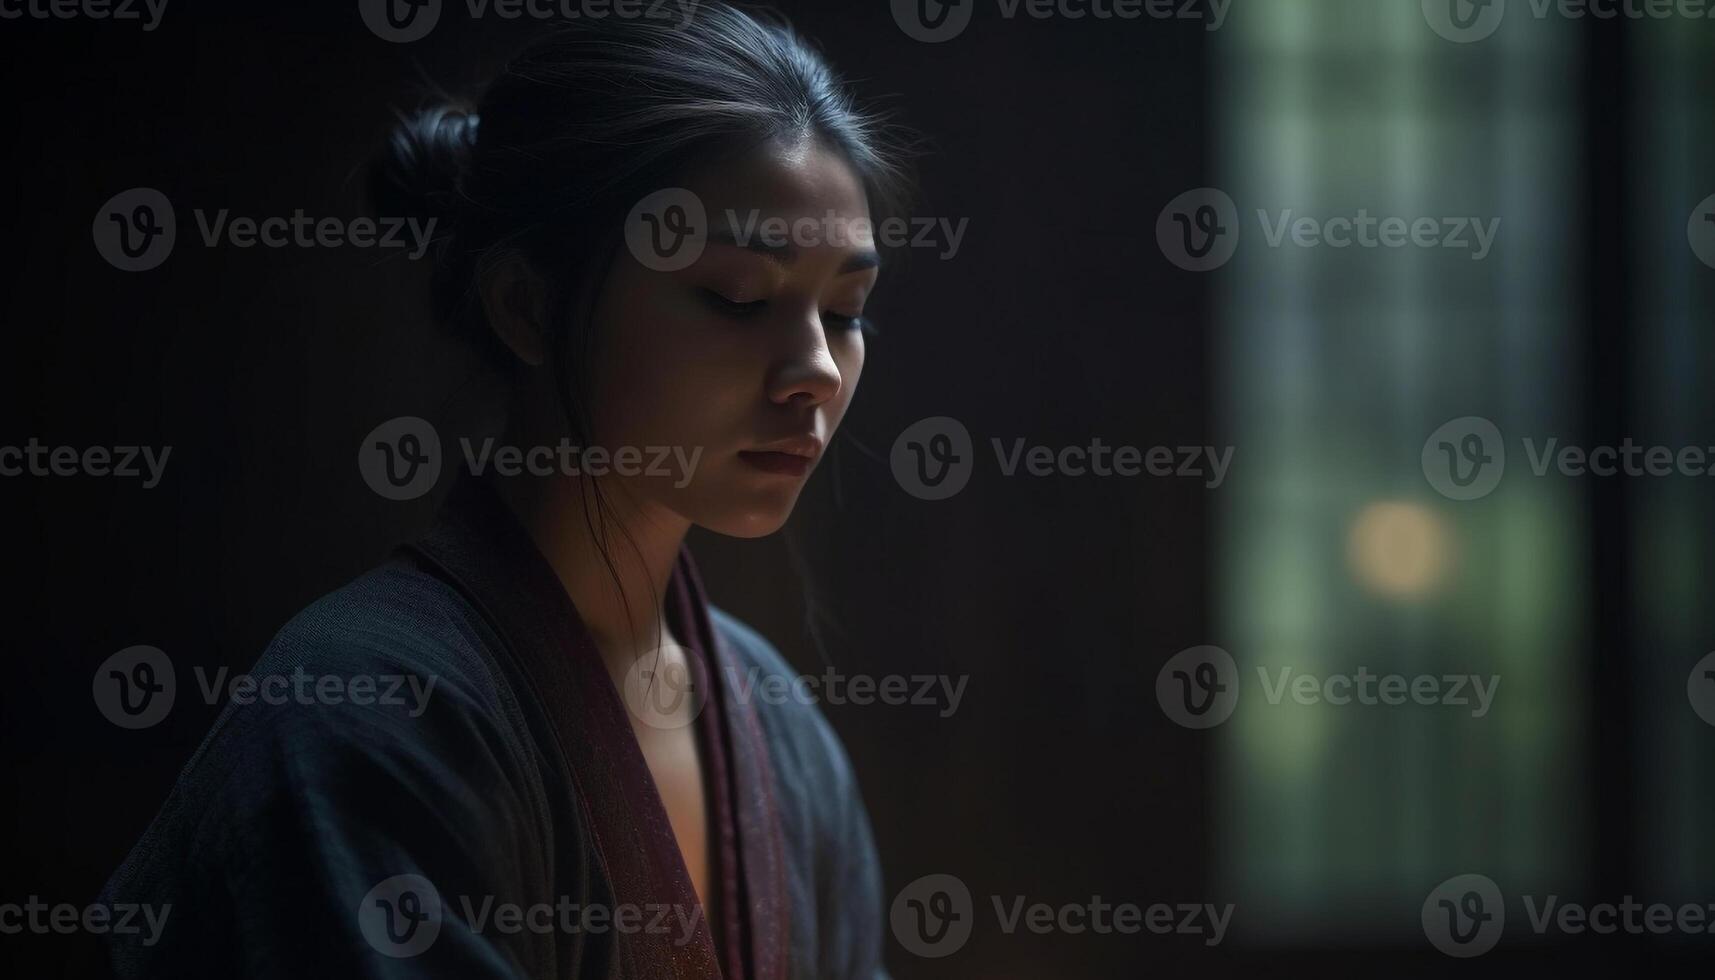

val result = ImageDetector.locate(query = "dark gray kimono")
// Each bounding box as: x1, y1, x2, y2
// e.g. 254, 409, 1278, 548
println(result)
100, 478, 889, 979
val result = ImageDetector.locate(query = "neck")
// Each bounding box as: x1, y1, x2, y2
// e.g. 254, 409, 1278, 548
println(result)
487, 465, 691, 670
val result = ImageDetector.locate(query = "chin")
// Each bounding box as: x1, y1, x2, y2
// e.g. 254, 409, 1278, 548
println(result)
694, 493, 802, 539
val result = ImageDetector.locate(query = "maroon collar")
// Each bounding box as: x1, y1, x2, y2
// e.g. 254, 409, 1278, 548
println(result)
405, 476, 790, 979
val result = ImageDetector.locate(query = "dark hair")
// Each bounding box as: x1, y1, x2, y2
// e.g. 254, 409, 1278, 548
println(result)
368, 3, 914, 649
370, 3, 913, 390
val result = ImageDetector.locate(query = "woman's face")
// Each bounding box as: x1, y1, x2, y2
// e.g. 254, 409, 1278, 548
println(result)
585, 137, 878, 538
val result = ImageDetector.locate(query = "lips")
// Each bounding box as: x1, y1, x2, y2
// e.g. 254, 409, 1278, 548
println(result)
738, 435, 822, 477
738, 451, 813, 476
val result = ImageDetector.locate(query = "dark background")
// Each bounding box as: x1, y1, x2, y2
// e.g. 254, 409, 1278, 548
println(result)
1, 1, 1707, 977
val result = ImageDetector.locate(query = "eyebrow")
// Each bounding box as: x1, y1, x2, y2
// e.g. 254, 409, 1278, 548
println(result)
706, 229, 881, 274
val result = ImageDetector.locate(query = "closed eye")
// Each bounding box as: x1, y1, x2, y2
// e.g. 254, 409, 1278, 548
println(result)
700, 289, 766, 317
822, 312, 870, 332
702, 289, 871, 334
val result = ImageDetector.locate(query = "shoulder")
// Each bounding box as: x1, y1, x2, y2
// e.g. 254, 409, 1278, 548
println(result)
207, 557, 523, 768
102, 558, 550, 969
118, 557, 540, 871
268, 555, 500, 685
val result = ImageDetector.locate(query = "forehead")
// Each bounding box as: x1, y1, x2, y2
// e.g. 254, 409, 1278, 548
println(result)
684, 135, 871, 221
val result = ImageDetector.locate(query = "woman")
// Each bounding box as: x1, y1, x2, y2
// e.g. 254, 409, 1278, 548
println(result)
101, 6, 910, 977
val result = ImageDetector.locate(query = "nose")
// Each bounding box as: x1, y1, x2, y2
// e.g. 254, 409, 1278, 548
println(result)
764, 312, 844, 408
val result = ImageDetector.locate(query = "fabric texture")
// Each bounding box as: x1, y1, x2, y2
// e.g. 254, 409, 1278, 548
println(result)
100, 478, 890, 979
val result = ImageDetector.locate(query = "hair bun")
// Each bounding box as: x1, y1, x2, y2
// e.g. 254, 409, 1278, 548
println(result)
368, 105, 479, 223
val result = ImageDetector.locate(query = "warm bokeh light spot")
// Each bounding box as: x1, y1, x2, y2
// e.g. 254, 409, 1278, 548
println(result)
1346, 501, 1453, 598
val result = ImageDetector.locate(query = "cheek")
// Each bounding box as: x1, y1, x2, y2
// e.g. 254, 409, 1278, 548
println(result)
586, 273, 751, 448
826, 332, 866, 426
